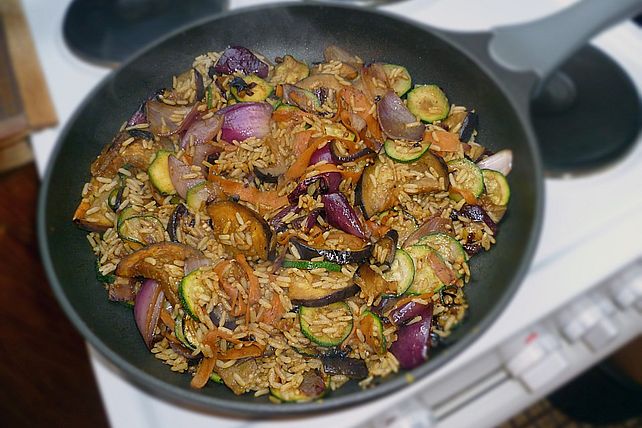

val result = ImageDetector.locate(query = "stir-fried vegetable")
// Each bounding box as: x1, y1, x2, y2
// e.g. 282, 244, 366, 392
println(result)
76, 44, 512, 398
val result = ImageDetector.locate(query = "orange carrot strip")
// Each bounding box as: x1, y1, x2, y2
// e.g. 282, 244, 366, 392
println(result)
219, 343, 265, 360
284, 133, 322, 181
258, 293, 285, 326
210, 176, 289, 211
293, 129, 314, 157
311, 164, 362, 184
159, 308, 175, 331
424, 129, 461, 152
451, 187, 478, 205
191, 357, 216, 389
235, 254, 261, 306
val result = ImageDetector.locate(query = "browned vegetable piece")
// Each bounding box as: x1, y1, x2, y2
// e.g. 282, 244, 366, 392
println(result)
73, 178, 113, 232
441, 110, 467, 132
115, 242, 203, 305
353, 264, 397, 302
358, 155, 398, 218
91, 131, 164, 178
359, 151, 448, 219
323, 45, 363, 67
207, 201, 273, 260
271, 55, 310, 85
288, 271, 359, 307
217, 359, 258, 395
296, 73, 345, 92
404, 151, 449, 194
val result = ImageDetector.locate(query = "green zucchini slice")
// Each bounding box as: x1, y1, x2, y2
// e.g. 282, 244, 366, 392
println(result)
282, 259, 342, 272
416, 232, 468, 265
231, 75, 274, 102
407, 85, 450, 123
482, 169, 510, 206
178, 269, 209, 322
148, 150, 176, 196
447, 158, 484, 199
383, 248, 415, 295
382, 64, 412, 96
404, 245, 446, 295
117, 213, 165, 247
185, 181, 209, 212
360, 310, 386, 354
174, 315, 197, 350
383, 139, 430, 163
299, 302, 353, 347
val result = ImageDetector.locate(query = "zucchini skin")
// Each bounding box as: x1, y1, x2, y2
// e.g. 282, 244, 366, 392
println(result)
148, 150, 176, 195
299, 302, 353, 347
407, 85, 450, 123
383, 139, 430, 163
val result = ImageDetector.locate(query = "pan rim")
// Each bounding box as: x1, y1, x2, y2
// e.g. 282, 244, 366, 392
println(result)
37, 1, 544, 417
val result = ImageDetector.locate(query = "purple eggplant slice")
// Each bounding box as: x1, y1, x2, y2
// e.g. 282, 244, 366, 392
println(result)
289, 237, 372, 265
207, 201, 274, 260
321, 356, 368, 380
288, 272, 360, 307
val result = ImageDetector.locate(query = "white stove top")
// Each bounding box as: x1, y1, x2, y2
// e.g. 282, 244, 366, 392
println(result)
24, 0, 642, 427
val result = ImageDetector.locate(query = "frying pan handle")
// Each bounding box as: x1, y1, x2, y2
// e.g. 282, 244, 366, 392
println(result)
489, 0, 642, 86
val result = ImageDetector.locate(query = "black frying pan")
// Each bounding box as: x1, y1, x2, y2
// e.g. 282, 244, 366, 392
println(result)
37, 0, 642, 417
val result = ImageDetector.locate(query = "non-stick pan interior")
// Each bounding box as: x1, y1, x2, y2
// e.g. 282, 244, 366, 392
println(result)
39, 4, 541, 415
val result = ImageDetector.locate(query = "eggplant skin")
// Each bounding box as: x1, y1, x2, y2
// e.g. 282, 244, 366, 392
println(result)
321, 356, 368, 380
289, 237, 371, 265
207, 201, 274, 260
290, 284, 359, 308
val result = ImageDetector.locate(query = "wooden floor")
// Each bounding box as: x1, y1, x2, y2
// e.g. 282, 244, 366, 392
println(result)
0, 163, 108, 427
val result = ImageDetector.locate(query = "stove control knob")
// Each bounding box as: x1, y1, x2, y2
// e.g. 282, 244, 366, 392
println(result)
556, 294, 619, 349
610, 262, 642, 311
500, 327, 568, 392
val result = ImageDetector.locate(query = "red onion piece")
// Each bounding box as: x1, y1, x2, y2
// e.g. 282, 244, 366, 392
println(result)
287, 172, 342, 204
146, 100, 192, 135
180, 114, 223, 148
127, 102, 147, 127
310, 143, 335, 166
216, 102, 272, 142
389, 301, 431, 326
191, 143, 222, 177
476, 149, 513, 175
213, 46, 269, 78
390, 303, 433, 369
134, 279, 164, 349
403, 216, 453, 247
456, 204, 498, 235
377, 91, 425, 141
269, 204, 301, 232
329, 141, 376, 163
168, 155, 204, 199
158, 105, 199, 137
321, 193, 367, 239
184, 256, 212, 275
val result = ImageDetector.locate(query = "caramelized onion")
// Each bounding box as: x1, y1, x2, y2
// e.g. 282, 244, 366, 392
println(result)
377, 91, 425, 141
134, 279, 164, 349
